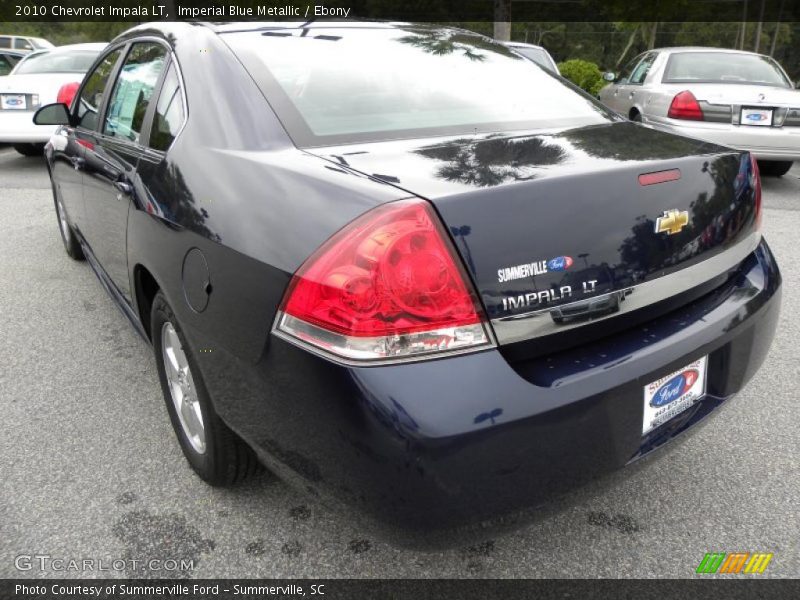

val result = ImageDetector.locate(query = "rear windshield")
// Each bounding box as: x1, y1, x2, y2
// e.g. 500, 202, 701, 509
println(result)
225, 27, 610, 146
14, 49, 100, 74
663, 52, 791, 87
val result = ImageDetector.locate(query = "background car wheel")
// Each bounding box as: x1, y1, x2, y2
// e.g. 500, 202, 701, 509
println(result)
13, 143, 44, 157
630, 111, 642, 123
151, 291, 261, 486
758, 160, 793, 177
53, 185, 84, 261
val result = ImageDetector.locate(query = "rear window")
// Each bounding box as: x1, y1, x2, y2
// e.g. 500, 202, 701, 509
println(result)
14, 49, 100, 74
663, 52, 791, 87
225, 27, 610, 146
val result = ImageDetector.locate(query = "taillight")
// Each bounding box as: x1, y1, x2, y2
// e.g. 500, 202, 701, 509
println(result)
56, 82, 80, 109
750, 153, 762, 230
274, 198, 492, 362
667, 90, 704, 121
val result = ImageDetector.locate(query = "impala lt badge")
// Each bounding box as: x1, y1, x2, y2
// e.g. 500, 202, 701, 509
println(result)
655, 209, 689, 235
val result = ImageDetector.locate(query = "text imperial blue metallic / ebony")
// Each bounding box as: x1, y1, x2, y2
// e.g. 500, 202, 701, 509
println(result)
37, 21, 781, 529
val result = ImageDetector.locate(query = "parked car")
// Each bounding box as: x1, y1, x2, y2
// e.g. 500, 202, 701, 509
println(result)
35, 22, 780, 529
598, 47, 800, 176
500, 41, 560, 74
0, 43, 105, 155
0, 49, 25, 75
0, 34, 54, 52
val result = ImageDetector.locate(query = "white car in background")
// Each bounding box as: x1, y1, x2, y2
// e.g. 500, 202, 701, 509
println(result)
0, 34, 54, 52
0, 43, 105, 156
501, 41, 560, 75
599, 47, 800, 176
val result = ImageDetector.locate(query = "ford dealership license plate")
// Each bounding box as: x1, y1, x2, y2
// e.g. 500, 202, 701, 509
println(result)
0, 94, 26, 110
740, 107, 773, 126
642, 356, 707, 435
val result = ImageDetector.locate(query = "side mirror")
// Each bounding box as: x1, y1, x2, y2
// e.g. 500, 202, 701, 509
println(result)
603, 72, 617, 82
33, 102, 72, 126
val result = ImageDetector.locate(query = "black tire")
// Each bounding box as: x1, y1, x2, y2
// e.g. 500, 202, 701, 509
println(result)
13, 143, 44, 157
630, 111, 642, 123
52, 183, 84, 261
757, 160, 793, 177
151, 291, 261, 486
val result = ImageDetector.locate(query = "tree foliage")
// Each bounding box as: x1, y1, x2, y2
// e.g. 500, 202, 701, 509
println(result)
558, 59, 606, 96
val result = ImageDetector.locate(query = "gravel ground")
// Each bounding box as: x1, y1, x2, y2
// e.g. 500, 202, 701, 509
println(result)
1, 148, 798, 578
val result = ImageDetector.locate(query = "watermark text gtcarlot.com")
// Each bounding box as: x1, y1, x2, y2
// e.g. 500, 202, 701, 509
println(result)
15, 554, 195, 572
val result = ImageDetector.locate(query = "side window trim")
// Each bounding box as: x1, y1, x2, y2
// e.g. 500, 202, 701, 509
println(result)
99, 37, 185, 152
73, 43, 128, 132
142, 51, 188, 155
628, 52, 657, 86
137, 54, 173, 149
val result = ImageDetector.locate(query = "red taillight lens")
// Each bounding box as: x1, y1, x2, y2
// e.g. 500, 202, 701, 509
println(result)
275, 198, 491, 362
667, 90, 704, 121
750, 154, 762, 230
56, 82, 80, 109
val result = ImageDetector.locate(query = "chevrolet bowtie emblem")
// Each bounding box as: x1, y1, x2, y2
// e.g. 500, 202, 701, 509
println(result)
655, 209, 689, 235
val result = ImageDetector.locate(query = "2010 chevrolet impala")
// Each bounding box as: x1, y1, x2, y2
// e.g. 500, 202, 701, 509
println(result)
35, 21, 781, 528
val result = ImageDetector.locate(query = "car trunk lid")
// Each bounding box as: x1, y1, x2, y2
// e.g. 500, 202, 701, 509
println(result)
306, 122, 760, 349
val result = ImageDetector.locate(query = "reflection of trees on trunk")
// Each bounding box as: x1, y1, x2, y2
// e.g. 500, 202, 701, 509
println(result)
395, 29, 521, 61
562, 122, 721, 161
415, 136, 567, 187
617, 155, 752, 279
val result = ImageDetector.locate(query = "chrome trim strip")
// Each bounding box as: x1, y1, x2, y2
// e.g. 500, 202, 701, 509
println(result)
271, 311, 496, 367
491, 232, 761, 345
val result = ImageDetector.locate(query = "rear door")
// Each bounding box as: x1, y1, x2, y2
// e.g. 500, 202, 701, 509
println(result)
603, 53, 654, 115
54, 47, 124, 237
80, 42, 168, 303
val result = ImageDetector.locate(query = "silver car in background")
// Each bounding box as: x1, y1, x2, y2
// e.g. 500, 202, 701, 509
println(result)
599, 47, 800, 176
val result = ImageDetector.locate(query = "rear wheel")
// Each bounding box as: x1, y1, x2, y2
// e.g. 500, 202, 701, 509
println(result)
13, 143, 44, 157
53, 184, 84, 261
757, 160, 793, 177
151, 292, 261, 486
630, 111, 642, 123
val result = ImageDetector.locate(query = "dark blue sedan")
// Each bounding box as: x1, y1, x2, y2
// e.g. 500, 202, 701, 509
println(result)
35, 21, 781, 528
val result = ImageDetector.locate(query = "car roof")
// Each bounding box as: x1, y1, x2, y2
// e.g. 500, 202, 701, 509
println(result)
500, 41, 547, 51
653, 46, 768, 58
209, 21, 412, 33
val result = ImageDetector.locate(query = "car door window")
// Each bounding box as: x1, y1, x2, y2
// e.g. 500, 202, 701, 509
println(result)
0, 54, 12, 76
148, 63, 185, 152
629, 52, 657, 85
103, 43, 167, 143
75, 48, 123, 130
618, 54, 644, 84
0, 37, 10, 49
14, 38, 31, 51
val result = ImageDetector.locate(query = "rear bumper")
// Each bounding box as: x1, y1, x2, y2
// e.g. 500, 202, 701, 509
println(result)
197, 238, 781, 528
647, 116, 800, 161
0, 111, 54, 143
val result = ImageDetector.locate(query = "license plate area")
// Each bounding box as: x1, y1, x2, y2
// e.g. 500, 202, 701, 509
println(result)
643, 356, 707, 435
0, 94, 27, 110
740, 107, 773, 126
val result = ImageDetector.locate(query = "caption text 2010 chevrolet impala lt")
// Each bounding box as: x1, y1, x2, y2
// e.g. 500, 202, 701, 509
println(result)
34, 22, 781, 528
